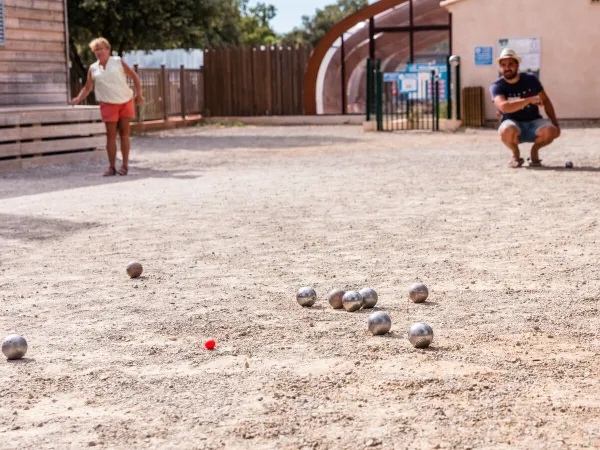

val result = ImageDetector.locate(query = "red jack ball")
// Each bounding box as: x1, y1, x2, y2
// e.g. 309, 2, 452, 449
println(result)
204, 339, 215, 350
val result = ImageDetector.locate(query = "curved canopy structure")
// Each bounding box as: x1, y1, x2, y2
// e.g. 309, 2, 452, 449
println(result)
303, 0, 451, 115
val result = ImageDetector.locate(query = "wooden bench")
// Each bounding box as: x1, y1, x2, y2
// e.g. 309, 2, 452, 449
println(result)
0, 105, 106, 171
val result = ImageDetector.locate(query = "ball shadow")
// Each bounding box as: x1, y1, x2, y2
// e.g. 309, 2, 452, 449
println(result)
129, 275, 148, 281
378, 331, 404, 340
413, 346, 440, 352
413, 301, 439, 307
305, 304, 327, 311
6, 357, 36, 364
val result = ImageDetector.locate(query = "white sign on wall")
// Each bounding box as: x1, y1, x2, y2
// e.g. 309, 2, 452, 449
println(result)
498, 37, 541, 77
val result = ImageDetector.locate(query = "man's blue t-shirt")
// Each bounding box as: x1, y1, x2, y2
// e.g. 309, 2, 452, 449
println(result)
489, 72, 543, 122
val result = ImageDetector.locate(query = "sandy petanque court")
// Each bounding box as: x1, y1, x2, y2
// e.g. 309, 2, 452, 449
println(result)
1, 124, 600, 449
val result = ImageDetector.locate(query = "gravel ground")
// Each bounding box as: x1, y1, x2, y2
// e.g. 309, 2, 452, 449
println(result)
1, 124, 599, 449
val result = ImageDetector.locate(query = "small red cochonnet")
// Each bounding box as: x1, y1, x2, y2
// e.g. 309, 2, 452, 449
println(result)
204, 339, 216, 350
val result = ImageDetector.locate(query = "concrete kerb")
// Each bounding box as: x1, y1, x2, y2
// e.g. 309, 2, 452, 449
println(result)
205, 115, 364, 127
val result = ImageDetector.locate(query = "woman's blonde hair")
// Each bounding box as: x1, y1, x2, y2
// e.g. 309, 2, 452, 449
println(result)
89, 37, 111, 52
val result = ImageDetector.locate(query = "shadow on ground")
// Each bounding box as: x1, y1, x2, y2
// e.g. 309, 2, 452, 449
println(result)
0, 164, 206, 201
0, 213, 100, 241
134, 133, 361, 153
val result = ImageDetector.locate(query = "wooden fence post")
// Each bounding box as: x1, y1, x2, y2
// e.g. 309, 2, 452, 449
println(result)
199, 67, 205, 115
180, 65, 186, 119
161, 64, 168, 121
134, 64, 141, 122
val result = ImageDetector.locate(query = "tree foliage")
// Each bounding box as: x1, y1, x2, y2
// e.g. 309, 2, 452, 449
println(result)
280, 0, 368, 47
68, 0, 244, 64
239, 1, 278, 46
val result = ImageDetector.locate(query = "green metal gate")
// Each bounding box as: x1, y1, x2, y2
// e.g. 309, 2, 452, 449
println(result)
367, 59, 442, 132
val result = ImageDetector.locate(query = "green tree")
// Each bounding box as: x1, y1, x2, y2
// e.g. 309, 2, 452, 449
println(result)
68, 0, 244, 76
280, 0, 368, 47
239, 1, 278, 46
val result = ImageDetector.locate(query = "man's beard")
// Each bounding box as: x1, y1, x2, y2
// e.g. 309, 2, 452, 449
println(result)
503, 70, 517, 80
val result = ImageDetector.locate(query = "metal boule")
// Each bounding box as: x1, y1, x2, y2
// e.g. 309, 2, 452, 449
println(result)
409, 282, 429, 303
2, 335, 28, 360
342, 291, 363, 312
126, 261, 143, 278
407, 322, 434, 348
367, 311, 391, 336
359, 287, 378, 309
327, 288, 345, 309
296, 287, 317, 307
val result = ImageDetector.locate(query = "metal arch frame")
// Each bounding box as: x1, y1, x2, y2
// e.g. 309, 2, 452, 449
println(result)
303, 0, 452, 115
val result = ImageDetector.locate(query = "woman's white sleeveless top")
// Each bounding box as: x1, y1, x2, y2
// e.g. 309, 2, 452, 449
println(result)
90, 56, 134, 104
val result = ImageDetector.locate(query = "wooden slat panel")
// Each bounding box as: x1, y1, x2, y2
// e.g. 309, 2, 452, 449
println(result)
0, 72, 66, 83
4, 0, 64, 12
229, 47, 237, 116
0, 92, 67, 104
0, 51, 68, 62
282, 47, 291, 115
291, 46, 298, 115
0, 1, 5, 46
224, 48, 231, 116
202, 44, 312, 117
0, 62, 67, 72
252, 47, 262, 115
202, 50, 210, 116
275, 47, 282, 115
0, 143, 20, 158
3, 40, 64, 52
0, 135, 105, 158
4, 6, 64, 21
5, 17, 64, 31
1, 122, 106, 141
0, 82, 67, 93
5, 29, 64, 42
246, 46, 253, 115
0, 106, 100, 126
21, 135, 105, 156
265, 46, 272, 115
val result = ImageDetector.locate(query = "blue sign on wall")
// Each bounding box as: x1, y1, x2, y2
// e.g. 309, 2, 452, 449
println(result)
474, 46, 494, 66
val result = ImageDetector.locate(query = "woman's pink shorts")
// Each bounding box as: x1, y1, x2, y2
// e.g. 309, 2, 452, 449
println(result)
99, 98, 135, 122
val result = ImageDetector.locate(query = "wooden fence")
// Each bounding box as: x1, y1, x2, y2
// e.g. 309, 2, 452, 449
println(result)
70, 44, 311, 119
70, 65, 204, 121
203, 45, 312, 117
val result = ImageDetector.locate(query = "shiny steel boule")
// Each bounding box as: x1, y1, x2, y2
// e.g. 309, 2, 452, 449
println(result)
327, 288, 345, 309
296, 287, 317, 307
409, 282, 429, 303
126, 261, 143, 278
2, 335, 28, 360
359, 287, 378, 309
407, 322, 434, 348
565, 160, 574, 169
342, 290, 363, 312
367, 311, 392, 336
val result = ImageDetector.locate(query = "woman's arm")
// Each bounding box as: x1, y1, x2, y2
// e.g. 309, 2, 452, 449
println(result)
71, 67, 94, 105
122, 61, 144, 104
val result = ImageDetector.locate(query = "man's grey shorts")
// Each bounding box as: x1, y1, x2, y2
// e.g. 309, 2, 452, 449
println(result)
498, 118, 555, 143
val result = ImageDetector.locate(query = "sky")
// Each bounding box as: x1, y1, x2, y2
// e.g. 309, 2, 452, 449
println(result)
248, 0, 375, 34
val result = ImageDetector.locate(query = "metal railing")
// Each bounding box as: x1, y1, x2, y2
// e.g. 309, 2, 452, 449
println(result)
70, 65, 204, 122
367, 59, 444, 132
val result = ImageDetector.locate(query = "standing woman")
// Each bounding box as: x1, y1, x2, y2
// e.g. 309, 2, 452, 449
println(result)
72, 38, 144, 176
